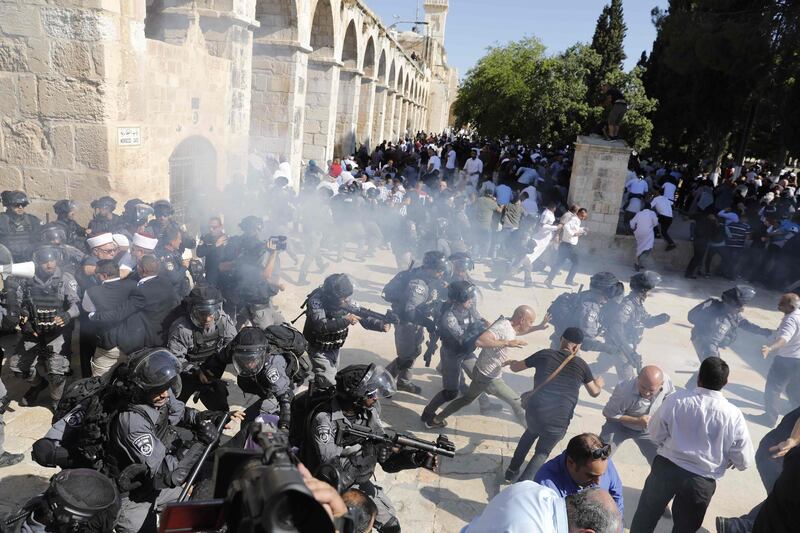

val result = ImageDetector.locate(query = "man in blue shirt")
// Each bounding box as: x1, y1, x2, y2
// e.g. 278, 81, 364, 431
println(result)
534, 433, 624, 519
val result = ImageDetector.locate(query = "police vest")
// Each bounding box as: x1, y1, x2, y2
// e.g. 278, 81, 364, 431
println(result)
302, 292, 349, 350
187, 327, 222, 364
25, 276, 66, 335
0, 213, 37, 261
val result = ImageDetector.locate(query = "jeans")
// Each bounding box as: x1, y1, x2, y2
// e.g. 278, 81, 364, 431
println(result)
546, 242, 579, 284
508, 410, 567, 481
764, 356, 800, 422
630, 455, 717, 533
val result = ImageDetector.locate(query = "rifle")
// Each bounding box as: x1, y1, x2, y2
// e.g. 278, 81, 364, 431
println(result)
344, 302, 399, 325
0, 395, 12, 415
423, 324, 439, 367
178, 412, 232, 503
339, 425, 455, 466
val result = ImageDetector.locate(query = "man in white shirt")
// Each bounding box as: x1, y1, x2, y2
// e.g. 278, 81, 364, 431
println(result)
624, 175, 649, 227
755, 293, 800, 426
443, 144, 457, 183
429, 306, 549, 426
426, 146, 441, 174
463, 148, 483, 188
630, 206, 659, 271
630, 357, 754, 532
545, 208, 587, 288
650, 192, 676, 251
516, 166, 541, 186
463, 484, 620, 533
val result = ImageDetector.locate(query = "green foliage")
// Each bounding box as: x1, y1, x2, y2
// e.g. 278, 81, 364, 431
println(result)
590, 0, 627, 94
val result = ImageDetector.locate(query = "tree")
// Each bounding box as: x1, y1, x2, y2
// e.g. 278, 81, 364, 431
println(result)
589, 0, 627, 95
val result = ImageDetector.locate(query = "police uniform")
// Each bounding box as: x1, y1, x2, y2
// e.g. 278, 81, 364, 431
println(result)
238, 354, 294, 427
690, 298, 771, 361
548, 290, 612, 354
303, 288, 384, 388
0, 211, 42, 262
166, 313, 237, 410
227, 240, 285, 329
7, 268, 80, 406
387, 269, 444, 388
110, 392, 205, 533
54, 243, 87, 275
421, 302, 486, 421
155, 245, 190, 298
308, 397, 398, 532
597, 292, 669, 380
55, 217, 87, 250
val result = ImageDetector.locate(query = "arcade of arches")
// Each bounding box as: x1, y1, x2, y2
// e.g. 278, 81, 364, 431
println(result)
0, 0, 458, 217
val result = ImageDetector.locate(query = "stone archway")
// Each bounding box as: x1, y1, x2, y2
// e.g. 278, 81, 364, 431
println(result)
169, 135, 217, 224
334, 19, 361, 157
357, 35, 377, 147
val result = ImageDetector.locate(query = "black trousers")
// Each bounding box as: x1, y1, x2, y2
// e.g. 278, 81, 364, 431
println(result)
630, 455, 716, 533
658, 215, 675, 246
177, 370, 230, 411
684, 241, 708, 276
546, 242, 579, 284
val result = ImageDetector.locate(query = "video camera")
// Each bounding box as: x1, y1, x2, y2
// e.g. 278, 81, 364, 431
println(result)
159, 421, 351, 533
268, 235, 288, 251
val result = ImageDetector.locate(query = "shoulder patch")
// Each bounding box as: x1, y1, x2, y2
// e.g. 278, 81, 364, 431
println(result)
132, 433, 155, 457
267, 368, 280, 383
315, 424, 331, 444
68, 279, 78, 292
65, 409, 84, 427
165, 261, 174, 271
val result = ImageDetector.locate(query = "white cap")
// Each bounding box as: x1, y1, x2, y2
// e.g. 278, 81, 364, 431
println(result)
132, 232, 158, 250
86, 233, 114, 249
112, 234, 129, 248
181, 249, 193, 261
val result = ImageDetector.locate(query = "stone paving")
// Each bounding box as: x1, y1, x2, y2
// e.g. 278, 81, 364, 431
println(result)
0, 247, 788, 532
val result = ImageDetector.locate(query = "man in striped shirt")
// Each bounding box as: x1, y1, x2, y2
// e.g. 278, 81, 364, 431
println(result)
721, 210, 750, 279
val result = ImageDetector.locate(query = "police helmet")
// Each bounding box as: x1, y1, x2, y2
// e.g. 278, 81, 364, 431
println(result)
630, 271, 662, 293
53, 199, 77, 216
33, 245, 62, 265
129, 348, 182, 397
722, 285, 756, 308
336, 363, 396, 403
448, 280, 478, 304
40, 224, 67, 246
124, 201, 153, 226
152, 199, 172, 217
422, 250, 448, 272
230, 327, 268, 378
187, 284, 223, 328
1, 190, 29, 207
589, 271, 621, 298
90, 196, 116, 211
366, 187, 380, 200
449, 252, 474, 272
323, 273, 354, 300
45, 469, 120, 529
239, 215, 263, 232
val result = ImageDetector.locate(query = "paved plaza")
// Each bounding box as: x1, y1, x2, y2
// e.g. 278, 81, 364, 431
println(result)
0, 248, 786, 532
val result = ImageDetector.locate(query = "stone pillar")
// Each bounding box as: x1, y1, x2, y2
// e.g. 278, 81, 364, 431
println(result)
567, 135, 632, 251
371, 85, 387, 143
302, 59, 341, 164
357, 77, 376, 149
384, 89, 397, 141
334, 68, 361, 157
250, 40, 310, 185
391, 93, 402, 141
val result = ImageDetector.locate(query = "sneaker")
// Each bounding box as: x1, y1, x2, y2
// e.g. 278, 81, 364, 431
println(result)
396, 381, 422, 395
544, 279, 554, 289
489, 281, 502, 291
424, 417, 447, 429
666, 243, 677, 251
504, 467, 519, 483
0, 452, 24, 468
716, 516, 729, 533
19, 379, 49, 407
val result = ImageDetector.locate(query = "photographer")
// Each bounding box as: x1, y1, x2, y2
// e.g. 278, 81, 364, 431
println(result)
219, 215, 286, 329
304, 364, 439, 533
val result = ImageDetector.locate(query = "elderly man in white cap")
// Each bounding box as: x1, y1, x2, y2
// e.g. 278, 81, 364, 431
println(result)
112, 233, 134, 277
129, 231, 158, 279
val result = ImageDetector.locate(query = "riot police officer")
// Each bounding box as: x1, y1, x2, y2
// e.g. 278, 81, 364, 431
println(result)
3, 468, 120, 533
385, 250, 449, 394
7, 245, 80, 409
120, 199, 153, 238
166, 284, 236, 410
595, 271, 670, 381
303, 273, 390, 389
547, 271, 622, 354
421, 280, 490, 427
108, 349, 241, 533
448, 252, 475, 284
306, 364, 436, 533
687, 285, 771, 386
0, 190, 42, 262
204, 326, 294, 429
87, 196, 121, 235
155, 225, 190, 297
39, 223, 87, 275
146, 199, 182, 242
52, 199, 87, 250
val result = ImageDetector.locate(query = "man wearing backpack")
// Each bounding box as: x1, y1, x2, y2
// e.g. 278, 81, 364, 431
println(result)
303, 273, 391, 389
686, 285, 771, 387
166, 284, 237, 411
385, 251, 449, 394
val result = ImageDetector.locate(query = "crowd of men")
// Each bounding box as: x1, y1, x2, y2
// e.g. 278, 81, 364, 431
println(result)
0, 131, 797, 533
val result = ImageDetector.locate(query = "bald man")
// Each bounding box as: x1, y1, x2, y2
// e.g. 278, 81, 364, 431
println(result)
600, 365, 674, 464
428, 305, 550, 427
753, 293, 800, 427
